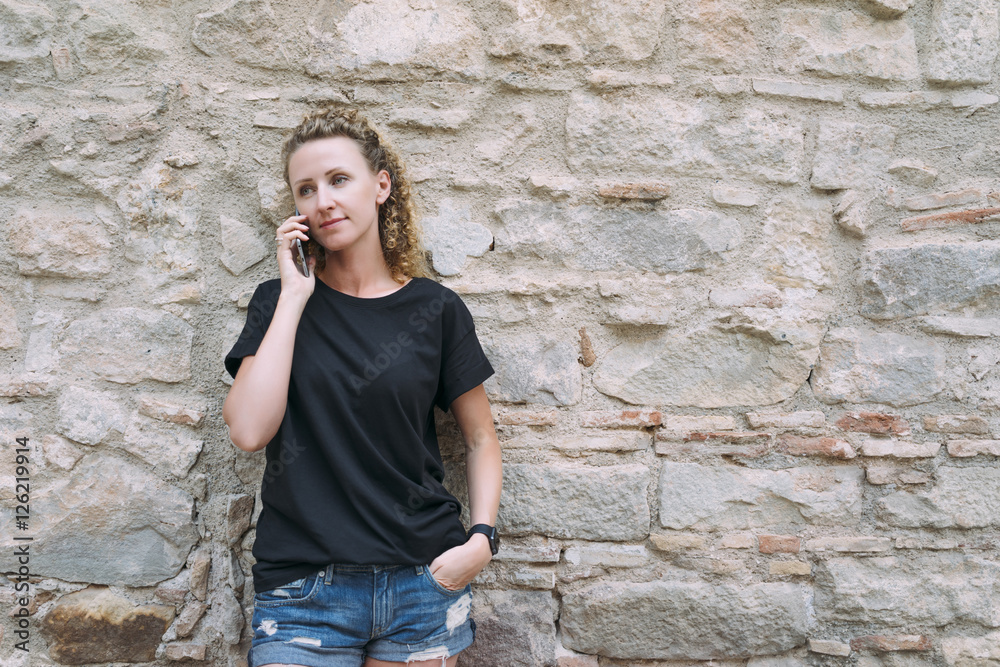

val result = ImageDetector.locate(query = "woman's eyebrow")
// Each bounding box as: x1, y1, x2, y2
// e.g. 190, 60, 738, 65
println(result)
293, 167, 349, 186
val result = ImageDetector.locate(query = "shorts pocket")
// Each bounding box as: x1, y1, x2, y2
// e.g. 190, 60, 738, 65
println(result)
421, 564, 469, 596
253, 571, 321, 606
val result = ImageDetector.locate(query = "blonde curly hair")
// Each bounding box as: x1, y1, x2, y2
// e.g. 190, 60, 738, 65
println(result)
281, 107, 432, 283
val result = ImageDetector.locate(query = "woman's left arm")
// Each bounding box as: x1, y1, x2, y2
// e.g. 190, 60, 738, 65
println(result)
428, 383, 502, 590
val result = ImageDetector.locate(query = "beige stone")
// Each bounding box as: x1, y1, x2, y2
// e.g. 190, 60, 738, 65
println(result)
9, 205, 112, 278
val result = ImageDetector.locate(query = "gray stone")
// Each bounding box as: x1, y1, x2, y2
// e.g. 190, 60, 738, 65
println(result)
0, 454, 197, 586
60, 308, 194, 383
776, 9, 920, 81
457, 590, 556, 667
763, 197, 837, 289
25, 310, 65, 373
659, 462, 864, 530
119, 414, 203, 478
926, 0, 999, 85
56, 386, 128, 446
494, 202, 740, 274
482, 335, 581, 406
860, 0, 916, 17
423, 199, 493, 276
499, 463, 650, 540
70, 5, 167, 73
306, 0, 485, 79
191, 0, 291, 69
561, 580, 810, 659
811, 328, 945, 406
258, 176, 293, 226
593, 316, 823, 407
8, 206, 112, 278
567, 93, 804, 184
209, 542, 245, 596
862, 243, 1000, 320
41, 435, 85, 471
811, 121, 896, 190
878, 467, 1000, 528
920, 316, 1000, 337
0, 0, 53, 65
203, 585, 244, 646
220, 215, 267, 276
816, 554, 1000, 626
0, 292, 21, 349
487, 0, 665, 65
564, 544, 649, 568
752, 79, 845, 103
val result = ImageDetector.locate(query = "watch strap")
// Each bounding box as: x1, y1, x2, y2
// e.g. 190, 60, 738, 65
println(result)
467, 523, 498, 555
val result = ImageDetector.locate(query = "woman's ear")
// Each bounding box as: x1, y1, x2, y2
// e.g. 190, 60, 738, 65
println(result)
375, 169, 391, 205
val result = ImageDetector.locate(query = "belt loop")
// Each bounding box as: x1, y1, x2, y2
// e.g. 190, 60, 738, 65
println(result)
415, 565, 423, 576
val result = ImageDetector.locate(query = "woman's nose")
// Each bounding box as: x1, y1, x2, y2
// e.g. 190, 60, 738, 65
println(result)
315, 185, 336, 210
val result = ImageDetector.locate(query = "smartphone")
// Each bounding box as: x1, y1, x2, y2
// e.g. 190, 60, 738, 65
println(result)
293, 207, 310, 278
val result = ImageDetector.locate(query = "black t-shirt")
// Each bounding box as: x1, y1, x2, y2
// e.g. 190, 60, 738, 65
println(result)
224, 276, 495, 593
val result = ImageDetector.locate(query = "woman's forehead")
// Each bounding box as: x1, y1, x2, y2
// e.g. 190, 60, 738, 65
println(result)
288, 136, 368, 176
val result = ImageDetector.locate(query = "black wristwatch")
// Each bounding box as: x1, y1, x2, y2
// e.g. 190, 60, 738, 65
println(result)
467, 524, 499, 556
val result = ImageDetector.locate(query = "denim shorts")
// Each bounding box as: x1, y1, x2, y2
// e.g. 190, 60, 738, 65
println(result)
247, 563, 476, 667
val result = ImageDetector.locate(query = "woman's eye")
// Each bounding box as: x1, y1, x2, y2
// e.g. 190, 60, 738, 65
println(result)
299, 186, 314, 196
333, 176, 348, 185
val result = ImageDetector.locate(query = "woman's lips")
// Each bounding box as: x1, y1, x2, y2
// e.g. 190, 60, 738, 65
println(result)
320, 218, 344, 229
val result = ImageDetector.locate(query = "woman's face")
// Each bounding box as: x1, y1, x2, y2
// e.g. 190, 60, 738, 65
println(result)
287, 136, 391, 256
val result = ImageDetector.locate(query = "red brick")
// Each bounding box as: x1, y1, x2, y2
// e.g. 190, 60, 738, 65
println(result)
778, 435, 856, 459
581, 410, 662, 428
850, 635, 932, 652
836, 412, 910, 435
901, 206, 1000, 232
758, 534, 801, 554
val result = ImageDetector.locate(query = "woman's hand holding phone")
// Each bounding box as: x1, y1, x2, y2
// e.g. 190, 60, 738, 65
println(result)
275, 212, 315, 304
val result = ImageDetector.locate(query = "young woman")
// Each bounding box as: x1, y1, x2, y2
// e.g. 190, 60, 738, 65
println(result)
223, 107, 501, 667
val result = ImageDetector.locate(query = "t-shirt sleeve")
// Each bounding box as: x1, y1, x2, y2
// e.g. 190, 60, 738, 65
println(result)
224, 282, 279, 379
434, 293, 495, 413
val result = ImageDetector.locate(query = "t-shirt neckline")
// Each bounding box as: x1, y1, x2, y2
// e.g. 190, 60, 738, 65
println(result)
315, 275, 420, 308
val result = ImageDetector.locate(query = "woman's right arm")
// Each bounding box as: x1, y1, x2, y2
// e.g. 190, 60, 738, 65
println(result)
223, 215, 314, 452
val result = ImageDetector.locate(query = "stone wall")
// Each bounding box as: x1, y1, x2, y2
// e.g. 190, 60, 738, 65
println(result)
1, 0, 999, 665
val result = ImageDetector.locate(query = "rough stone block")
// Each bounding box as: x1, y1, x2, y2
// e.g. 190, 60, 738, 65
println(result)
763, 197, 837, 289
836, 412, 910, 435
567, 93, 803, 184
40, 586, 175, 664
457, 590, 557, 667
595, 318, 822, 408
770, 561, 812, 576
59, 308, 194, 384
919, 316, 1000, 337
659, 462, 864, 530
423, 199, 493, 276
778, 435, 856, 459
494, 202, 740, 273
674, 0, 760, 70
482, 335, 581, 406
759, 535, 801, 553
926, 0, 999, 84
138, 394, 207, 426
0, 1, 54, 65
306, 0, 485, 79
649, 533, 707, 551
851, 635, 932, 652
776, 9, 919, 81
597, 181, 671, 200
811, 328, 945, 407
816, 555, 1000, 626
942, 632, 1000, 666
904, 187, 983, 211
0, 455, 197, 586
487, 0, 666, 65
9, 206, 112, 278
861, 242, 1000, 320
809, 639, 852, 656
561, 581, 811, 659
860, 438, 941, 458
564, 544, 649, 568
712, 185, 759, 207
889, 159, 939, 185
56, 386, 128, 446
500, 463, 649, 540
220, 215, 267, 276
806, 537, 893, 552
878, 467, 1000, 528
580, 410, 661, 428
811, 121, 896, 190
748, 412, 825, 429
